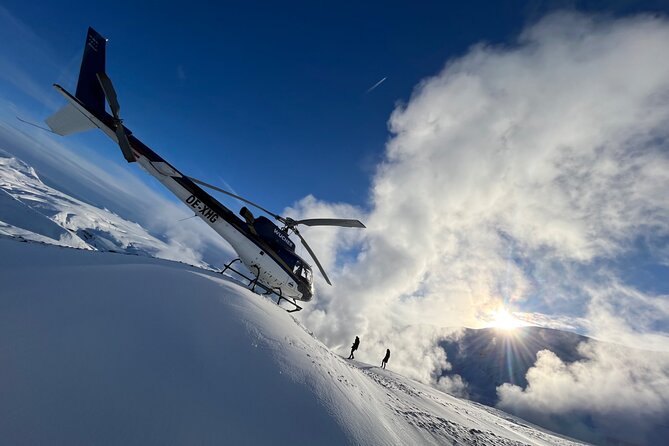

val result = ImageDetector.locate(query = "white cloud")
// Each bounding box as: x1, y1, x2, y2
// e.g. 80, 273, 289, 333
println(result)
2, 6, 669, 443
497, 274, 669, 445
497, 341, 669, 444
288, 11, 669, 441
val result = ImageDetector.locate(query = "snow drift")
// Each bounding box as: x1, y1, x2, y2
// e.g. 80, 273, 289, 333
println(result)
0, 238, 583, 445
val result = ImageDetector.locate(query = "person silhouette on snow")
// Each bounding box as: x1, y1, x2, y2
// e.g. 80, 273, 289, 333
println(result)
381, 349, 390, 369
348, 336, 360, 359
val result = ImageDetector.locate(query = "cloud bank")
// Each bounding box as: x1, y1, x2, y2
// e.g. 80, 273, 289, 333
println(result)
292, 12, 669, 443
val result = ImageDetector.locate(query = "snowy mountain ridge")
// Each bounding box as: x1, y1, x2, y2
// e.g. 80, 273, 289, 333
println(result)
0, 149, 206, 267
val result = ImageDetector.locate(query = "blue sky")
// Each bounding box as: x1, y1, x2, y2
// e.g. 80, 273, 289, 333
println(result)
3, 0, 666, 211
1, 0, 668, 327
2, 3, 669, 443
4, 1, 523, 208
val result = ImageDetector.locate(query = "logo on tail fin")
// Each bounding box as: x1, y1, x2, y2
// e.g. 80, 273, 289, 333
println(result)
87, 35, 100, 52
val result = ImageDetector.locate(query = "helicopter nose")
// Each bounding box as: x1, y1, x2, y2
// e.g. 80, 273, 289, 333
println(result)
298, 281, 313, 302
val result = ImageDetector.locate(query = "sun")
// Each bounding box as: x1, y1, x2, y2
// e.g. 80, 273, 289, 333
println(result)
488, 307, 525, 331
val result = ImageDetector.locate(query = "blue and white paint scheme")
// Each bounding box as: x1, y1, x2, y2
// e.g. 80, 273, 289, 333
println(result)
46, 27, 364, 309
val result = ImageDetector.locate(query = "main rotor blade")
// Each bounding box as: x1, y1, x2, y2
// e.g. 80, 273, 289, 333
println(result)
294, 230, 332, 286
295, 218, 366, 228
188, 176, 282, 221
96, 72, 121, 118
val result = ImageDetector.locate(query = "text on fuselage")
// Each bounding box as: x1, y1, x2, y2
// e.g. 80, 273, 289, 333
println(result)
273, 228, 294, 248
186, 195, 218, 223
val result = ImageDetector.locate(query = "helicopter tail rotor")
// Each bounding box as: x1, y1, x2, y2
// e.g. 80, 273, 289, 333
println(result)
96, 72, 136, 163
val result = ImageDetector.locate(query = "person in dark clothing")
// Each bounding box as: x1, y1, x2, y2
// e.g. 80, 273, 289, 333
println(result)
348, 336, 360, 359
381, 349, 390, 369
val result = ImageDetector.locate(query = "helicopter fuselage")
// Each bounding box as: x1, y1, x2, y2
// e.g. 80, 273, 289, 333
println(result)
52, 85, 314, 302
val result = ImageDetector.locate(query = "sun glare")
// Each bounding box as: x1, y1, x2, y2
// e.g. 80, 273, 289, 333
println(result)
488, 308, 524, 331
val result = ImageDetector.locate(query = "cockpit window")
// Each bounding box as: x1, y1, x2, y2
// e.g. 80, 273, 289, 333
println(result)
293, 261, 312, 283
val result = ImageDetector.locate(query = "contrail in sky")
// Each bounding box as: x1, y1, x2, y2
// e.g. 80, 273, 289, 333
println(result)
365, 76, 387, 93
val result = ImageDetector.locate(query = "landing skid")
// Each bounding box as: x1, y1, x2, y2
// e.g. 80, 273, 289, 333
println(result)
219, 258, 303, 313
276, 295, 303, 313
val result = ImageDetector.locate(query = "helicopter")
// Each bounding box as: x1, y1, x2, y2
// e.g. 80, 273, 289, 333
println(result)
45, 27, 365, 312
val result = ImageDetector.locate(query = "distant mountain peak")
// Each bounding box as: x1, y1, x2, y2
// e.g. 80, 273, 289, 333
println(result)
0, 150, 207, 267
439, 326, 591, 406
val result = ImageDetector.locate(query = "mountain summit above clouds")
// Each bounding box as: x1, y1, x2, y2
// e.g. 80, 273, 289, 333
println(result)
439, 327, 589, 406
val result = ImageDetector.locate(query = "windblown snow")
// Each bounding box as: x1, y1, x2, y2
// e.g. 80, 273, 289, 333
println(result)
0, 238, 584, 445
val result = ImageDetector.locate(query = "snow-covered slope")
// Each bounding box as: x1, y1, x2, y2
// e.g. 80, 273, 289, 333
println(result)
0, 238, 585, 445
0, 149, 205, 267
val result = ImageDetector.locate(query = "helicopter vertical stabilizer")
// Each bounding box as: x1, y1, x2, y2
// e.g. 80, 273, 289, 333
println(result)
46, 27, 107, 136
75, 27, 107, 113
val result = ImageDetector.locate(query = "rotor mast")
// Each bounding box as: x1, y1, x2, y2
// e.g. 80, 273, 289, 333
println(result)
188, 175, 365, 285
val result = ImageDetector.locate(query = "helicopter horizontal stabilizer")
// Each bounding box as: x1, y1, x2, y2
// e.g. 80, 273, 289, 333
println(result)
45, 103, 97, 136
